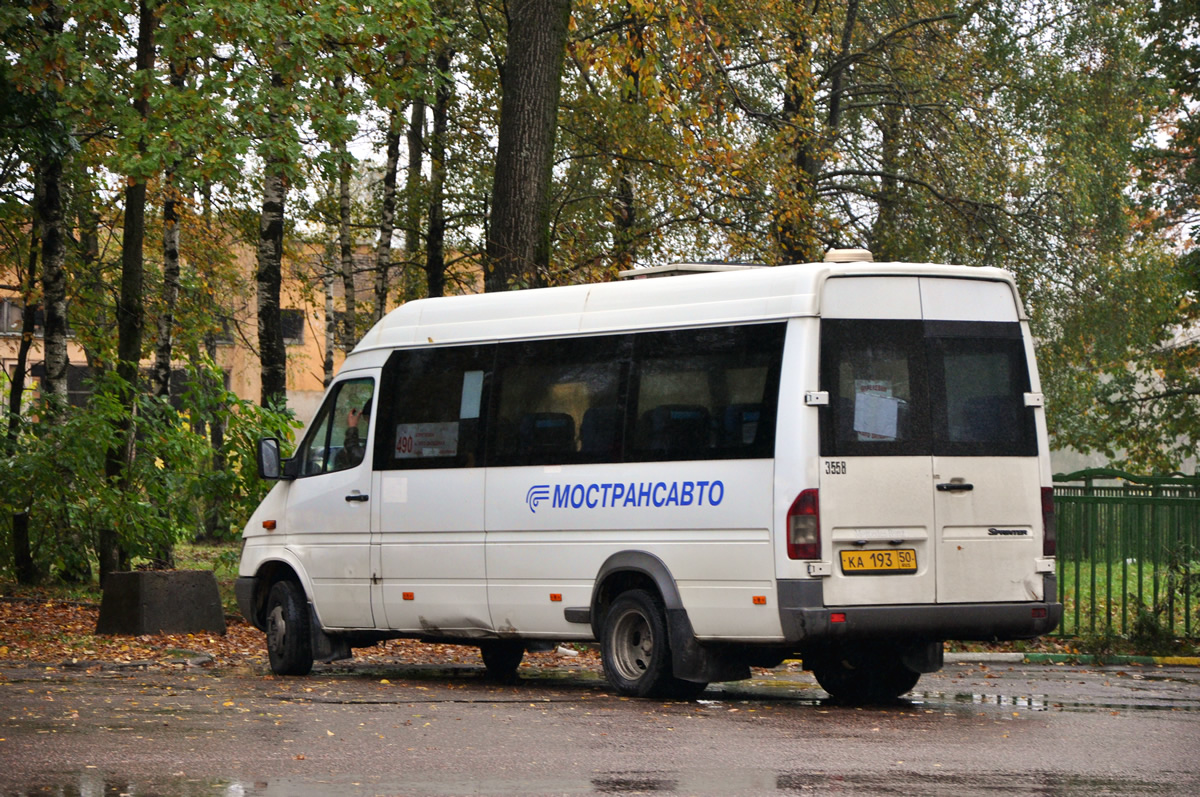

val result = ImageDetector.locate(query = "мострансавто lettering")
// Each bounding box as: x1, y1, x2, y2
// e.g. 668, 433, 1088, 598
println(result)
525, 481, 725, 513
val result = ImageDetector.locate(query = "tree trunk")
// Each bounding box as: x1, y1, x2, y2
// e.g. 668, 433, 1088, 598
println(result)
148, 166, 180, 570
257, 162, 288, 407
153, 174, 180, 400
613, 6, 645, 272
203, 332, 227, 539
37, 156, 69, 410
323, 240, 336, 387
34, 2, 68, 409
425, 49, 452, 299
8, 171, 43, 584
404, 97, 426, 301
373, 105, 403, 322
101, 0, 157, 587
871, 99, 902, 261
338, 138, 357, 353
484, 0, 572, 292
152, 56, 188, 403
775, 13, 821, 265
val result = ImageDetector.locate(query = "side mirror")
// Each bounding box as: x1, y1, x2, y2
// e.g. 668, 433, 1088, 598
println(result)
257, 438, 283, 480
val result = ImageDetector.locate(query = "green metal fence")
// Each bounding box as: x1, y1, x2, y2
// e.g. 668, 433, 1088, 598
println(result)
1053, 468, 1200, 640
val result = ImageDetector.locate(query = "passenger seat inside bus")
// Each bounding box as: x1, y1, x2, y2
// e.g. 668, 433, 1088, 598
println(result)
720, 403, 763, 447
637, 404, 711, 457
517, 412, 577, 457
580, 406, 622, 459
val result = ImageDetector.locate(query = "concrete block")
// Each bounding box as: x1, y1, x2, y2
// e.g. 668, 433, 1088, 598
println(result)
95, 570, 227, 636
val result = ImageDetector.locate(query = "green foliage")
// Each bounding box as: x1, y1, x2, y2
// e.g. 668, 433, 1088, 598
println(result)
1129, 604, 1181, 657
1036, 242, 1190, 473
183, 365, 301, 539
1077, 626, 1123, 662
0, 365, 298, 582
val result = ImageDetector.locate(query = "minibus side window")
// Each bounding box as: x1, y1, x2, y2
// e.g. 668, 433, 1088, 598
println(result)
489, 336, 630, 466
629, 324, 784, 462
376, 344, 495, 470
297, 378, 375, 476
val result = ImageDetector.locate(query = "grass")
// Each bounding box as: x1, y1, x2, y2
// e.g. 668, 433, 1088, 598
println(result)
1055, 558, 1199, 653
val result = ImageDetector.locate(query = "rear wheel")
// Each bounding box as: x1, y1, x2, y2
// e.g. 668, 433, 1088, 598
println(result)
809, 643, 920, 703
479, 640, 525, 679
601, 589, 707, 699
265, 580, 313, 676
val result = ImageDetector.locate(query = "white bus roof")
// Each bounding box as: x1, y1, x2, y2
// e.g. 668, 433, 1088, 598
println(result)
352, 261, 1020, 353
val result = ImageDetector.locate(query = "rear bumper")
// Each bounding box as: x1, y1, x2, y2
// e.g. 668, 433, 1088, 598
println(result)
778, 576, 1063, 643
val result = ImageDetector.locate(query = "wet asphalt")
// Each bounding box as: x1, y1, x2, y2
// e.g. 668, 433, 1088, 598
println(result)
1, 658, 1198, 795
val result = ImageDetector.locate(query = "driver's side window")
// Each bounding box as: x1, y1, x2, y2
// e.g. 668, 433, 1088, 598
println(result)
298, 378, 375, 476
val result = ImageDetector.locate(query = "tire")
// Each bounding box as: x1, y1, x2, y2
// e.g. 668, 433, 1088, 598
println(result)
809, 644, 920, 703
480, 640, 525, 679
265, 580, 314, 676
601, 589, 707, 699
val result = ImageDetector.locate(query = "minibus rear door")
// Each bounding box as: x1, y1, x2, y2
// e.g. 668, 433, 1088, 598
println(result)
817, 276, 1043, 608
927, 325, 1043, 603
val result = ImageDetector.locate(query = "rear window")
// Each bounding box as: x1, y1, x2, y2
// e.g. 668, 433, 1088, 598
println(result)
820, 320, 1036, 457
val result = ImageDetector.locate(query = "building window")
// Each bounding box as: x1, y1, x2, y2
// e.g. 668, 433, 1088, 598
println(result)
28, 363, 91, 407
1, 298, 43, 336
212, 317, 235, 346
281, 309, 305, 346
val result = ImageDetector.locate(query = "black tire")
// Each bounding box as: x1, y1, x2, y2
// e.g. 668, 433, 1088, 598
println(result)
600, 589, 707, 699
265, 580, 313, 676
809, 644, 920, 703
479, 640, 525, 679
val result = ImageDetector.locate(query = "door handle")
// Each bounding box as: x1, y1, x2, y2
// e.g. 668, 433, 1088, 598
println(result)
345, 493, 369, 502
936, 482, 974, 492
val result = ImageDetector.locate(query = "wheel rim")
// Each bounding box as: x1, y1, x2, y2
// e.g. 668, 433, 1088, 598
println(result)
610, 606, 654, 681
267, 604, 286, 652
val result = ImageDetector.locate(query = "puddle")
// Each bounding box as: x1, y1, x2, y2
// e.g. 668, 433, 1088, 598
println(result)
7, 769, 1194, 796
592, 773, 680, 793
911, 690, 1200, 713
773, 770, 1183, 794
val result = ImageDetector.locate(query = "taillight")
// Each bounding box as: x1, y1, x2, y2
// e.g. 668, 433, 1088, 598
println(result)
787, 489, 820, 560
1041, 487, 1056, 557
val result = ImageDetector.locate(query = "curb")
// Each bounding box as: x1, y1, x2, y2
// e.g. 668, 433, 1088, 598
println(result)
945, 652, 1200, 667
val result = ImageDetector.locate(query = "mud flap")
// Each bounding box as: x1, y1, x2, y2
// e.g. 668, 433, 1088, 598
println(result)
900, 640, 944, 674
309, 607, 352, 663
667, 608, 751, 684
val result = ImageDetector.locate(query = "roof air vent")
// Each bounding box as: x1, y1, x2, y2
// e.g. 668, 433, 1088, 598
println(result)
823, 248, 873, 263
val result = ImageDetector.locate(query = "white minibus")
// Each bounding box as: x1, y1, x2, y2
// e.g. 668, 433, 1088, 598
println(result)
236, 250, 1061, 701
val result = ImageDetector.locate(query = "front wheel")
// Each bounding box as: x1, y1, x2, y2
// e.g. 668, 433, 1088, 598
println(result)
809, 643, 920, 703
265, 580, 314, 676
601, 589, 706, 699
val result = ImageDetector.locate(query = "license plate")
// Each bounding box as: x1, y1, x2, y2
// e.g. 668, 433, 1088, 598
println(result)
839, 549, 918, 575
